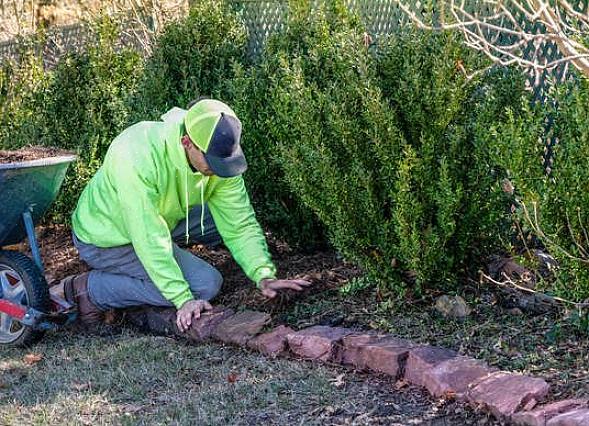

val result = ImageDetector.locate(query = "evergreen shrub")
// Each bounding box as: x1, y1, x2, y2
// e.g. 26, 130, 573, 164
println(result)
130, 0, 247, 121
274, 23, 535, 295
491, 78, 589, 302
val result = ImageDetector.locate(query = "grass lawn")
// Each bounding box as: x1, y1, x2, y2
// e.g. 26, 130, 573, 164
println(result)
2, 225, 587, 424
0, 330, 498, 425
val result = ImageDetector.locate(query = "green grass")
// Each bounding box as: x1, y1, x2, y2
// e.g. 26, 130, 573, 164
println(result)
0, 329, 497, 425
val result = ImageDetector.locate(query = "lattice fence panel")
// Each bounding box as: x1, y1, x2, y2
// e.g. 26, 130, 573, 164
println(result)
0, 20, 151, 68
232, 1, 289, 58
230, 0, 434, 57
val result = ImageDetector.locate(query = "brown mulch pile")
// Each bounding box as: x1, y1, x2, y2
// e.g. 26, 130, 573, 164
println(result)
36, 225, 89, 283
0, 146, 74, 164
28, 226, 360, 305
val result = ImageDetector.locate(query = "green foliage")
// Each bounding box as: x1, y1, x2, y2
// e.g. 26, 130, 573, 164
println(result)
130, 0, 247, 121
226, 0, 364, 250
492, 77, 589, 302
0, 37, 48, 149
0, 16, 142, 223
45, 17, 142, 221
273, 25, 532, 296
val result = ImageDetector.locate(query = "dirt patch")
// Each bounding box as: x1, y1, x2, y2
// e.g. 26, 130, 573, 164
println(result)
0, 146, 73, 164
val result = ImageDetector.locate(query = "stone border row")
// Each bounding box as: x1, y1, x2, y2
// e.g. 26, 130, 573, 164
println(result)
146, 307, 589, 425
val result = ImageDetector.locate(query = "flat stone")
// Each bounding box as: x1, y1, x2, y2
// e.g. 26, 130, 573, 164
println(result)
247, 325, 294, 358
185, 307, 235, 342
212, 310, 271, 346
336, 334, 416, 379
286, 326, 355, 361
422, 356, 496, 398
467, 372, 550, 418
435, 295, 471, 319
512, 400, 588, 426
405, 345, 459, 387
125, 307, 179, 335
547, 409, 589, 426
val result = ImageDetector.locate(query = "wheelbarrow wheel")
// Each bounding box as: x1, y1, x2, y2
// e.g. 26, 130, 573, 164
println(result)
0, 250, 50, 347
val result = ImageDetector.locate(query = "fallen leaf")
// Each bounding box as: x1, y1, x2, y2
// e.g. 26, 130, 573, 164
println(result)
71, 382, 90, 391
522, 398, 538, 411
227, 372, 239, 383
23, 353, 42, 365
394, 379, 408, 390
330, 373, 345, 388
324, 405, 336, 415
121, 404, 143, 415
443, 390, 457, 400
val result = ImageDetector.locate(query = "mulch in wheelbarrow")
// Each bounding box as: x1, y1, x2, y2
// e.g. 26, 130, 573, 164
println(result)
0, 146, 73, 164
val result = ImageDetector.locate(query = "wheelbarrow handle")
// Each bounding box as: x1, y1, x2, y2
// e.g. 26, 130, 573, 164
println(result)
0, 299, 76, 330
0, 299, 26, 319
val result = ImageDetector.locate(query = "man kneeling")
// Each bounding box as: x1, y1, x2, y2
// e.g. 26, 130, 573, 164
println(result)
62, 99, 310, 334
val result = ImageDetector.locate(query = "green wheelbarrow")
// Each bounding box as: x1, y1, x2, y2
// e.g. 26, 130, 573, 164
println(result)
0, 153, 78, 346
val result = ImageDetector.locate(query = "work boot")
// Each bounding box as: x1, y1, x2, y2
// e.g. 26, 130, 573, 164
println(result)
62, 273, 104, 326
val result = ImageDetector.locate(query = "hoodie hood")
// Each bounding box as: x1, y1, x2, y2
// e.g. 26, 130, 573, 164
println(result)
162, 109, 208, 244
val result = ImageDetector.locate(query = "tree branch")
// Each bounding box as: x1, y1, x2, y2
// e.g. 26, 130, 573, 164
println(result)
394, 0, 589, 78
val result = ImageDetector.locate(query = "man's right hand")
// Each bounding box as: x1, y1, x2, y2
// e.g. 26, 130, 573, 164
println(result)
176, 299, 213, 332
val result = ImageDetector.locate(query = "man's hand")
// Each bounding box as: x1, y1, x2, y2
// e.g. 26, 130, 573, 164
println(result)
259, 278, 312, 299
176, 299, 213, 332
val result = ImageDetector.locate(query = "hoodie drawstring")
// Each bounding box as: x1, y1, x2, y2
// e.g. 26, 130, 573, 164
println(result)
184, 170, 207, 245
185, 169, 189, 245
200, 178, 205, 236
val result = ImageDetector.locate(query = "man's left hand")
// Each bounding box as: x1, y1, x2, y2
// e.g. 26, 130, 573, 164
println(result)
259, 278, 312, 299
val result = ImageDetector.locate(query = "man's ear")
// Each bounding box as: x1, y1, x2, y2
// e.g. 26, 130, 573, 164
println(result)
181, 135, 192, 149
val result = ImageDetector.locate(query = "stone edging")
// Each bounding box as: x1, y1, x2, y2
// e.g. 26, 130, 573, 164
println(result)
152, 307, 589, 425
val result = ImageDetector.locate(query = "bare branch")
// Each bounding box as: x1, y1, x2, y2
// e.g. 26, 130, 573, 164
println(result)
394, 0, 589, 78
481, 271, 589, 308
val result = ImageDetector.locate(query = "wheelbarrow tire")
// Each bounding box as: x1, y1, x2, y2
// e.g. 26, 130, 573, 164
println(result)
0, 250, 50, 347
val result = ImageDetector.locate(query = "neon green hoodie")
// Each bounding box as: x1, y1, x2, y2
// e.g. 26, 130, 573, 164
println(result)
71, 109, 276, 309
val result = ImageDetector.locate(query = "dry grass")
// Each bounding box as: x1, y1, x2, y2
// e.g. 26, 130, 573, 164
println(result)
0, 330, 497, 425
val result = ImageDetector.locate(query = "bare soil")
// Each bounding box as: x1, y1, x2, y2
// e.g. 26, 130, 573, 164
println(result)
0, 146, 73, 164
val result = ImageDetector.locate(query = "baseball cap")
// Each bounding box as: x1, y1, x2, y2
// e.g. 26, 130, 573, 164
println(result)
184, 100, 247, 178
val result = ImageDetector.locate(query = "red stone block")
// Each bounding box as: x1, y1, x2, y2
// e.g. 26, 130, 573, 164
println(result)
247, 325, 294, 358
212, 310, 271, 346
422, 356, 496, 398
336, 334, 416, 378
467, 372, 550, 418
405, 345, 459, 388
286, 326, 355, 361
512, 399, 588, 426
547, 409, 589, 426
185, 307, 234, 342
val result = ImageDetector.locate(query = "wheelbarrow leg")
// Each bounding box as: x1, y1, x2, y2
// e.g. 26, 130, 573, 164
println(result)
22, 208, 44, 275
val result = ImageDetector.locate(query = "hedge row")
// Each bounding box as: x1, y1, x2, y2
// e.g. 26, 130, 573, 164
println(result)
2, 0, 588, 301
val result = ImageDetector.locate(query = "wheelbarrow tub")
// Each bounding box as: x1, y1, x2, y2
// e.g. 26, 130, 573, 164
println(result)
0, 155, 76, 246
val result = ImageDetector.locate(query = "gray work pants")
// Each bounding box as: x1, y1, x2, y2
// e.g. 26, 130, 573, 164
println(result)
73, 204, 223, 311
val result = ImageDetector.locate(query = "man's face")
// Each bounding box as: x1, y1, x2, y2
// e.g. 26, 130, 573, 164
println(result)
182, 135, 214, 176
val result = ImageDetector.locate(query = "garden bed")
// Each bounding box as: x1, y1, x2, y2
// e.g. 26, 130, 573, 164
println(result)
27, 225, 589, 404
